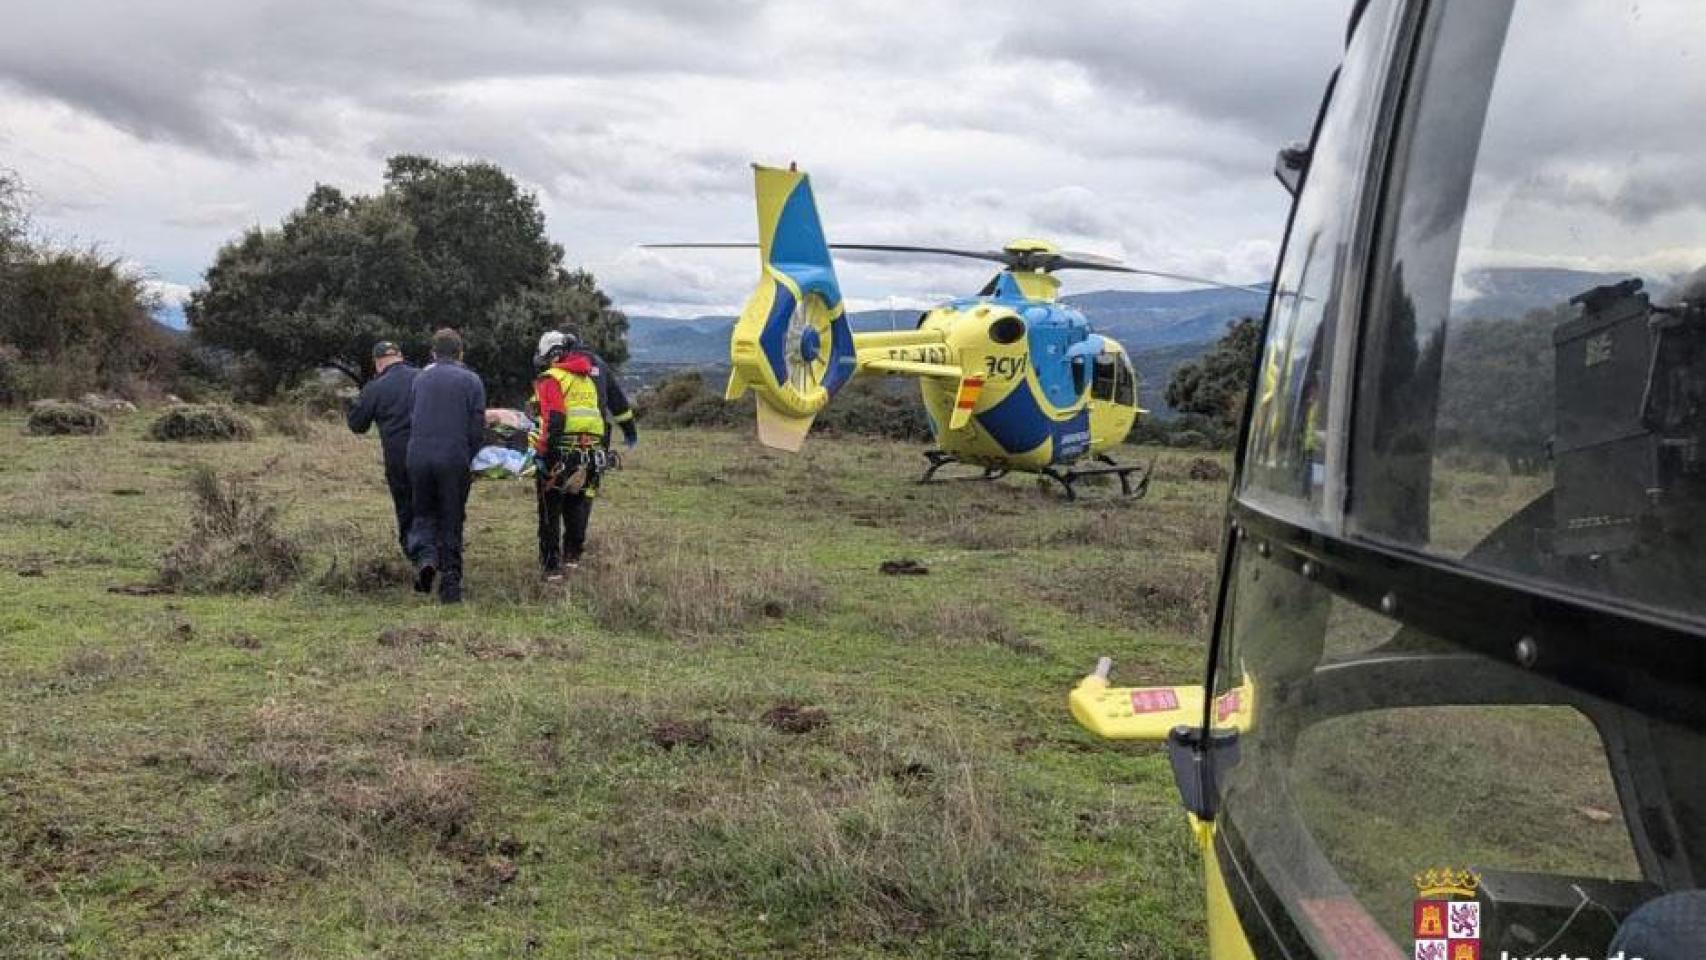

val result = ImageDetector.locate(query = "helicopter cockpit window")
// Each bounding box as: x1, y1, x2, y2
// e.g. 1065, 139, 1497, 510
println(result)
1090, 353, 1135, 407
1239, 0, 1398, 525
1351, 0, 1706, 623
1212, 540, 1663, 957
1211, 1, 1706, 956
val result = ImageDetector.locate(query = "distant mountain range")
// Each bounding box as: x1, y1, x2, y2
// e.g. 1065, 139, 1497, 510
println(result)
626, 285, 1271, 365
624, 286, 1271, 415
625, 267, 1658, 415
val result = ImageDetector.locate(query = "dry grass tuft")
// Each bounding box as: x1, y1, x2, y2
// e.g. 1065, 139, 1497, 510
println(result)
874, 601, 1042, 656
1037, 559, 1214, 634
197, 698, 482, 878
53, 644, 150, 691
613, 735, 1037, 944
760, 703, 830, 735
159, 466, 303, 594
260, 404, 315, 441
575, 519, 828, 637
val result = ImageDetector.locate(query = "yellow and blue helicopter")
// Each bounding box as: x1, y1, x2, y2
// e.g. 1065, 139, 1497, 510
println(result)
651, 164, 1265, 499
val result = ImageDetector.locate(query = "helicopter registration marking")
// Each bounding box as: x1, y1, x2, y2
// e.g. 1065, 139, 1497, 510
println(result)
887, 346, 949, 365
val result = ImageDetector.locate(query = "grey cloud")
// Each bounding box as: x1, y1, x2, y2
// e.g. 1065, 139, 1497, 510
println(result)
1, 0, 1349, 317
164, 201, 257, 230
0, 0, 769, 156
999, 1, 1350, 143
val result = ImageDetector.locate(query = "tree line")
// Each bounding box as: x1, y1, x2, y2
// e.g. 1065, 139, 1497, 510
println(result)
0, 156, 629, 408
0, 170, 181, 403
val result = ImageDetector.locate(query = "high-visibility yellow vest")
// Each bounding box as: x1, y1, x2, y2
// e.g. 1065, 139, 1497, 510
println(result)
529, 366, 605, 450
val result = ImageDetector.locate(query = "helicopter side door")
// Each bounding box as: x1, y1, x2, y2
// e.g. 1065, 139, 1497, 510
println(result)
1087, 348, 1141, 451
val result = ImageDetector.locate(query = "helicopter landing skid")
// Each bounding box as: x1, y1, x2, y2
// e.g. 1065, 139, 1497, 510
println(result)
918, 450, 1010, 485
1041, 454, 1155, 502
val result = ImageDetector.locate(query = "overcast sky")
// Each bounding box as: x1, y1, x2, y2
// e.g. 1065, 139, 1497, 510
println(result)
0, 0, 1354, 318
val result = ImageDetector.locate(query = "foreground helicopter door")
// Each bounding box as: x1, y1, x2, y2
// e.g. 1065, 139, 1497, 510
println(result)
1209, 1, 1706, 958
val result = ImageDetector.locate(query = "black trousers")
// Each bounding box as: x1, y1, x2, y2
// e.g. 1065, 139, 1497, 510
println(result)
536, 476, 593, 571
383, 455, 413, 555
407, 458, 472, 601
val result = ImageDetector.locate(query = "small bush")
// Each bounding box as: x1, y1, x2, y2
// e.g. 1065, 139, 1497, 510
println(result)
0, 344, 21, 406
160, 466, 303, 593
24, 400, 108, 436
148, 404, 255, 442
285, 380, 356, 421
1188, 457, 1229, 481
320, 550, 412, 594
260, 404, 314, 440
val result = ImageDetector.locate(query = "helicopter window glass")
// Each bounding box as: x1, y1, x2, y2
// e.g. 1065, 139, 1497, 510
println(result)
1091, 355, 1118, 402
1351, 0, 1706, 622
1212, 543, 1667, 958
1116, 356, 1136, 408
1238, 0, 1397, 525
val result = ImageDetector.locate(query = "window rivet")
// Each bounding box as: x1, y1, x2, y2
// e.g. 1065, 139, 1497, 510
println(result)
1300, 560, 1317, 580
1515, 636, 1539, 668
1380, 592, 1398, 616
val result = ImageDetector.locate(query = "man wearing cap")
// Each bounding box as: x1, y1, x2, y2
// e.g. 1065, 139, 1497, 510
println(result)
346, 340, 419, 555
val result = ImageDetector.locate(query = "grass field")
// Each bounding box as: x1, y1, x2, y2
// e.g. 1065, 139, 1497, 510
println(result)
0, 409, 1232, 958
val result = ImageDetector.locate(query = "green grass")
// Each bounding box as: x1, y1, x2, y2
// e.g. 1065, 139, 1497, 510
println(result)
0, 411, 1231, 958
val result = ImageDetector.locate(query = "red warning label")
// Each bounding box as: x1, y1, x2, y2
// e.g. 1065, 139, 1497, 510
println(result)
1129, 689, 1181, 714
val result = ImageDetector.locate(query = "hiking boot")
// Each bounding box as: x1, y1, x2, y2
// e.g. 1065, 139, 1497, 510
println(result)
543, 568, 565, 584
564, 558, 581, 571
414, 562, 437, 594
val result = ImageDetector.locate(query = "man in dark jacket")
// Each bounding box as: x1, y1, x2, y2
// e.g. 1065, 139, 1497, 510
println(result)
405, 328, 486, 604
346, 341, 419, 554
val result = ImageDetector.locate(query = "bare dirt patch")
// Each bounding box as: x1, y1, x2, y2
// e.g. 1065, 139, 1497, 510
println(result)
761, 703, 830, 735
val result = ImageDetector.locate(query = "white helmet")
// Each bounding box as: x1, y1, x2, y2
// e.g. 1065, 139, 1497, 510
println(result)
534, 329, 578, 367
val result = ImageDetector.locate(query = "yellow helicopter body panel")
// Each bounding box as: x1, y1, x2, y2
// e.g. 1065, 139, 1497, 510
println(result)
719, 164, 1146, 477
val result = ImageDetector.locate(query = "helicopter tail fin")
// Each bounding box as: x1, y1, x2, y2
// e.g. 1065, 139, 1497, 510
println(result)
754, 402, 815, 452
725, 164, 857, 452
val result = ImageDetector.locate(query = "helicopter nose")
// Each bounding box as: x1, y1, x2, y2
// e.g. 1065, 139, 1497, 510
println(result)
799, 325, 822, 363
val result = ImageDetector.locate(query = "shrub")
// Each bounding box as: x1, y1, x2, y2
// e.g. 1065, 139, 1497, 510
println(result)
260, 404, 314, 440
0, 344, 20, 406
1188, 457, 1229, 481
148, 404, 255, 442
285, 380, 356, 421
812, 378, 931, 442
639, 371, 748, 430
160, 466, 303, 593
24, 400, 108, 436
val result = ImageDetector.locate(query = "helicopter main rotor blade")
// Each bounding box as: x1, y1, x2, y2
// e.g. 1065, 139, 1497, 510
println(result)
827, 243, 1011, 265
644, 242, 1268, 296
641, 243, 760, 250
1049, 259, 1271, 296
